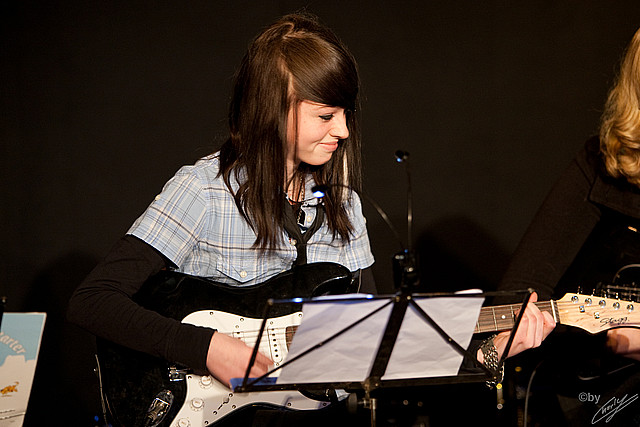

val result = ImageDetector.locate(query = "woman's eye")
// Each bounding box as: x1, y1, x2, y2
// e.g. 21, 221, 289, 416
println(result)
319, 114, 334, 121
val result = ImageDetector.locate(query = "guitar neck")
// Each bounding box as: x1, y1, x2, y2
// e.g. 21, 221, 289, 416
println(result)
475, 301, 558, 334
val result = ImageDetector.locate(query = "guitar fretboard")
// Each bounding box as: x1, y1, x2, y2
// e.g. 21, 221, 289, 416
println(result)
475, 301, 558, 333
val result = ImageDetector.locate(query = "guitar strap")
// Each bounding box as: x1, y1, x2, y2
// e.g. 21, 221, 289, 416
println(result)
283, 202, 325, 266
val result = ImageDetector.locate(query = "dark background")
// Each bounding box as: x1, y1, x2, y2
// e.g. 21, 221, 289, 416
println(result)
3, 1, 640, 424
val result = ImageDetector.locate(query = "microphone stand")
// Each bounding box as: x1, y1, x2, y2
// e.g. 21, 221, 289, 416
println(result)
361, 150, 417, 425
312, 150, 417, 290
313, 150, 421, 426
392, 150, 418, 290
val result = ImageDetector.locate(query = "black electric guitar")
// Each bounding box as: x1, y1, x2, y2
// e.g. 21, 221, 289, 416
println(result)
99, 264, 640, 427
96, 262, 355, 427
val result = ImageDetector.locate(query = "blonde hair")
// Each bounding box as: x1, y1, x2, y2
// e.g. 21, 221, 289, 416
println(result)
600, 27, 640, 186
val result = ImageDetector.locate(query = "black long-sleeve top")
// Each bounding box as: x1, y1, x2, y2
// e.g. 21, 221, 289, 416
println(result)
498, 136, 640, 302
67, 235, 215, 371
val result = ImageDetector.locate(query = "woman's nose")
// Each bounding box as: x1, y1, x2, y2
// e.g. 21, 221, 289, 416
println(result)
330, 111, 349, 139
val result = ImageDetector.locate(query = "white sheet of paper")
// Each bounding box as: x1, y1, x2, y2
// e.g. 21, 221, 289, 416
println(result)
276, 293, 483, 384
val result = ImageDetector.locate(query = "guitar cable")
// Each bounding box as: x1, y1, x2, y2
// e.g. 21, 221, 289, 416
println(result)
94, 353, 112, 427
522, 360, 543, 427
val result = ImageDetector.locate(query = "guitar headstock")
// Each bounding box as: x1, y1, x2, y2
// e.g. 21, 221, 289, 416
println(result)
556, 293, 640, 334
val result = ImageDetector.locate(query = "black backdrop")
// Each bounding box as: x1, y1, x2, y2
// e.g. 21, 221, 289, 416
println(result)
3, 1, 640, 424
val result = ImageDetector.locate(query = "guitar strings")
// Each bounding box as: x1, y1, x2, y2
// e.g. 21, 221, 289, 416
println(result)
225, 326, 297, 359
235, 298, 636, 343
476, 299, 638, 333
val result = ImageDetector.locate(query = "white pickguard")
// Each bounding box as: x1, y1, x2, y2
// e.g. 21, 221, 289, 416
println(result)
169, 310, 330, 426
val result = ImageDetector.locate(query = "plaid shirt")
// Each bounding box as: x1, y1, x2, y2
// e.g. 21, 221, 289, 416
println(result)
128, 155, 374, 286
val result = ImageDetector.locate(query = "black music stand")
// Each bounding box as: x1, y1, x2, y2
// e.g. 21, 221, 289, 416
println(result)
233, 287, 534, 426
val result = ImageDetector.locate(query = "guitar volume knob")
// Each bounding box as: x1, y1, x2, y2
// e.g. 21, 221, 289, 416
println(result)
190, 397, 205, 411
177, 419, 191, 427
199, 375, 213, 388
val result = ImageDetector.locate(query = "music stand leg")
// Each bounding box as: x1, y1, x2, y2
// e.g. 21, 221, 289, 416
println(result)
362, 393, 377, 427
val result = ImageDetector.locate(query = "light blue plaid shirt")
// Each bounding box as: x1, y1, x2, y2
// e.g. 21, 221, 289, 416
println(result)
128, 154, 375, 286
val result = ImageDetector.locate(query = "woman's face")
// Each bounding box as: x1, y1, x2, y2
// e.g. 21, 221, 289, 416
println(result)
286, 100, 349, 176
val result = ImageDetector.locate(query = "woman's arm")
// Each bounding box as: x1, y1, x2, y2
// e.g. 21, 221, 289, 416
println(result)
67, 234, 214, 370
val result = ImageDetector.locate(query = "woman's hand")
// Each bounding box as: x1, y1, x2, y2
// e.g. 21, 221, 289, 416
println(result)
478, 292, 556, 362
205, 332, 274, 388
607, 328, 640, 361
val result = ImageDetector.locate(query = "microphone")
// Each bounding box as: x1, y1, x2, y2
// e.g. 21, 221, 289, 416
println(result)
394, 150, 409, 163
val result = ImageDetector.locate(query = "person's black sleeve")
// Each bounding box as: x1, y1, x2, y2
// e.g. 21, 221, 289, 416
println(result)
496, 150, 601, 303
67, 234, 214, 371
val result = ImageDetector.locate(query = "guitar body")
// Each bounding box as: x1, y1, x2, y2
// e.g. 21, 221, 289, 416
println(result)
97, 262, 353, 427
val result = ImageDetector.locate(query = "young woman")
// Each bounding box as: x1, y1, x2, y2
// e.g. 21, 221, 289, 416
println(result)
68, 13, 375, 425
497, 26, 640, 425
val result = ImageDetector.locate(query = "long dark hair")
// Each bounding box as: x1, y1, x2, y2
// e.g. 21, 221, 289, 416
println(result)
218, 13, 362, 250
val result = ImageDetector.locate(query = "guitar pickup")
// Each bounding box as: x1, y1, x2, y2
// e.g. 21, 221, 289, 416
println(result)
266, 326, 289, 365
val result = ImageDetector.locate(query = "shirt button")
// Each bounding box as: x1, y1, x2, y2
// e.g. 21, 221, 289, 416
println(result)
290, 239, 297, 246
155, 195, 161, 201
239, 270, 247, 278
306, 215, 313, 223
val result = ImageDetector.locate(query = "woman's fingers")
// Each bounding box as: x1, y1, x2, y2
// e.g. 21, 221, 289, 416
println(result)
493, 292, 556, 359
207, 332, 274, 387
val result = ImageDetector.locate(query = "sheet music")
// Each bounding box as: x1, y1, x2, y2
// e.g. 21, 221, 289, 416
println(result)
276, 293, 483, 384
